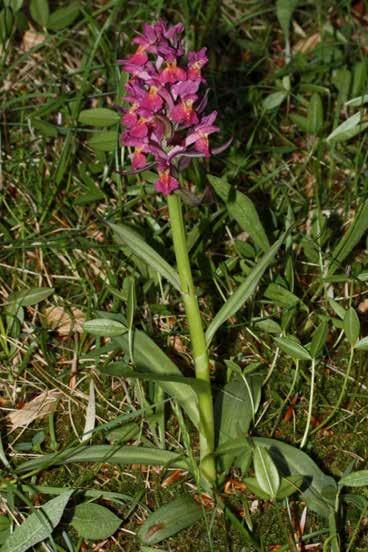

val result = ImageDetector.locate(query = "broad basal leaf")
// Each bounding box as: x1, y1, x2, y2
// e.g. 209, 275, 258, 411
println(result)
216, 373, 262, 473
71, 503, 121, 540
253, 437, 336, 518
138, 496, 202, 545
113, 330, 199, 428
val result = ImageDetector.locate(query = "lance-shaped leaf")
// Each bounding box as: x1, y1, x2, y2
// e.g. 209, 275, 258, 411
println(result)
2, 491, 73, 552
344, 307, 360, 346
339, 470, 368, 488
208, 175, 269, 252
276, 0, 299, 37
309, 320, 329, 359
83, 318, 127, 337
274, 336, 312, 361
7, 287, 54, 307
253, 445, 280, 500
113, 330, 199, 428
78, 108, 120, 127
253, 437, 337, 518
327, 111, 368, 142
108, 222, 181, 291
355, 336, 368, 351
16, 445, 189, 474
206, 233, 285, 345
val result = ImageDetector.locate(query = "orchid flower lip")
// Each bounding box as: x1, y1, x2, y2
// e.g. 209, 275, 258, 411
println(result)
119, 20, 225, 195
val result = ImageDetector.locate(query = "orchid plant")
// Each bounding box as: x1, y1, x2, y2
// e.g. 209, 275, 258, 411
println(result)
118, 21, 232, 485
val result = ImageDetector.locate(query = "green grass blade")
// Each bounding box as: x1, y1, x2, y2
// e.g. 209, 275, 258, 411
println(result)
206, 233, 285, 345
328, 199, 368, 275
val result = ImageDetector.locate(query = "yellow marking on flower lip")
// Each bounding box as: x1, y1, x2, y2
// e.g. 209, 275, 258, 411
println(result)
149, 85, 159, 95
191, 61, 202, 71
184, 99, 194, 110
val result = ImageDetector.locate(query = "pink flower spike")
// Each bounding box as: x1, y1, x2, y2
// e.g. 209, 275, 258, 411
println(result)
155, 171, 179, 195
119, 21, 224, 195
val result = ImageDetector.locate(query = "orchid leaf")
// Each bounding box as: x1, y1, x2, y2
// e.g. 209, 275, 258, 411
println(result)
109, 222, 181, 291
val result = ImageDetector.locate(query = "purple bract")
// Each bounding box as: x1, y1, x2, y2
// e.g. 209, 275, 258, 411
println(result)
118, 21, 224, 196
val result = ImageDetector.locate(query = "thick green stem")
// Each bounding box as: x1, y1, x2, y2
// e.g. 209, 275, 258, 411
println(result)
167, 193, 216, 485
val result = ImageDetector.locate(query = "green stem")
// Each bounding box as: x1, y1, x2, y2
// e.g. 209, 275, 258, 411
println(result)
167, 193, 216, 485
328, 512, 340, 552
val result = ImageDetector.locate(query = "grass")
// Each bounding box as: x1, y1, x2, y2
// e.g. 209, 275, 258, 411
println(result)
1, 0, 368, 550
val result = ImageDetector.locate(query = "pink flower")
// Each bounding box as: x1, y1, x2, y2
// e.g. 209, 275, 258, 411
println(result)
159, 60, 187, 84
131, 148, 148, 169
188, 48, 208, 81
170, 98, 198, 125
171, 79, 199, 100
155, 170, 179, 195
185, 111, 219, 156
141, 86, 163, 112
122, 109, 138, 128
128, 46, 148, 66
